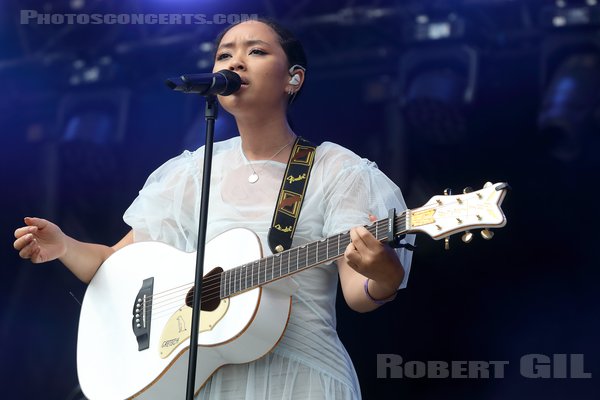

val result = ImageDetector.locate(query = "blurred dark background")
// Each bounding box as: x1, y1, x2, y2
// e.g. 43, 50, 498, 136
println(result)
1, 0, 598, 399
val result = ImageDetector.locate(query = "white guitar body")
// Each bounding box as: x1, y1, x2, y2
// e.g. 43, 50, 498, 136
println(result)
77, 228, 296, 399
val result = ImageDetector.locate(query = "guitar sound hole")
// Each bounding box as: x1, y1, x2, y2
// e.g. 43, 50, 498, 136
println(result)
185, 267, 223, 312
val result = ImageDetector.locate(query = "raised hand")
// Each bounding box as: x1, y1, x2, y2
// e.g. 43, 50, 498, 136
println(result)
13, 217, 68, 264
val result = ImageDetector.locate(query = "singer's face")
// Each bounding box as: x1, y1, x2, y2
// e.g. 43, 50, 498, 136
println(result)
213, 21, 291, 115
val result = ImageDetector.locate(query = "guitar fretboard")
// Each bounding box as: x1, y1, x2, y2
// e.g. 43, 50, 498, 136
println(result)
219, 211, 408, 298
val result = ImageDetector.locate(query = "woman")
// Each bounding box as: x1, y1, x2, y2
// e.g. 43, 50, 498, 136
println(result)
14, 18, 414, 399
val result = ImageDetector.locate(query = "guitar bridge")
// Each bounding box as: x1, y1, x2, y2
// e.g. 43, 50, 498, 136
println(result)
132, 277, 154, 351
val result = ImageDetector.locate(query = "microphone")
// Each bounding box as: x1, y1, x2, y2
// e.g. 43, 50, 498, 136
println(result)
165, 70, 241, 96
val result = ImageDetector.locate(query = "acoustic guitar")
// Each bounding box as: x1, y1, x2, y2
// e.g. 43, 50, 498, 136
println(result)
77, 182, 510, 399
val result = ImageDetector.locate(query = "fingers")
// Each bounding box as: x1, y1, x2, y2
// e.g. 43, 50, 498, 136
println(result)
344, 242, 361, 271
14, 225, 38, 239
24, 217, 47, 229
15, 217, 45, 239
14, 231, 34, 250
15, 234, 40, 260
345, 228, 373, 271
350, 226, 380, 252
14, 217, 51, 263
345, 224, 387, 272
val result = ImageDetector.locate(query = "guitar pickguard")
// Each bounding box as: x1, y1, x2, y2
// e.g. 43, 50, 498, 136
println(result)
159, 299, 229, 358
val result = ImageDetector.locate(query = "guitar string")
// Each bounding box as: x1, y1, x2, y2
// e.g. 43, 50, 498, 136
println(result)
144, 216, 407, 314
140, 189, 496, 318
140, 212, 407, 307
143, 216, 406, 313
139, 214, 405, 312
146, 217, 396, 302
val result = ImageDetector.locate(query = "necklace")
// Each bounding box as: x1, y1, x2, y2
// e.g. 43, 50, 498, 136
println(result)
245, 137, 295, 184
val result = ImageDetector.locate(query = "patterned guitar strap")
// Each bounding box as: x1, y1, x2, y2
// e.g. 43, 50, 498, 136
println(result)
267, 136, 317, 254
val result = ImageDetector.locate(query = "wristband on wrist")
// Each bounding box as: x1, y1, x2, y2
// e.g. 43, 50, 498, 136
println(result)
363, 278, 397, 305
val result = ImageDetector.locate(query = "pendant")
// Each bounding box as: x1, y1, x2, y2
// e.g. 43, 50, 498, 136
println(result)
248, 173, 259, 183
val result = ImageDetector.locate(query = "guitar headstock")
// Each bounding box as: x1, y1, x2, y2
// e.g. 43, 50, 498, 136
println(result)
407, 182, 509, 245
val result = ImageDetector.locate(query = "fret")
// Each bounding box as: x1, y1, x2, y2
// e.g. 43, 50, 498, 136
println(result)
255, 258, 261, 285
265, 257, 270, 282
340, 233, 351, 251
317, 239, 327, 263
331, 234, 337, 258
247, 264, 251, 290
298, 245, 305, 270
220, 270, 226, 298
220, 215, 420, 297
297, 245, 306, 271
373, 221, 381, 241
279, 251, 284, 277
302, 243, 310, 268
249, 262, 253, 288
234, 267, 239, 294
253, 260, 258, 287
263, 257, 267, 284
267, 256, 274, 282
278, 253, 283, 279
226, 270, 231, 297
286, 249, 293, 273
255, 259, 260, 286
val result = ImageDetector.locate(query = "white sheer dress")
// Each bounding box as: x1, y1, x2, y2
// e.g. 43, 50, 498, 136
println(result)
123, 136, 414, 399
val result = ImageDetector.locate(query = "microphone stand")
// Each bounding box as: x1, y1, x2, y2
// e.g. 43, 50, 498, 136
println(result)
185, 94, 218, 400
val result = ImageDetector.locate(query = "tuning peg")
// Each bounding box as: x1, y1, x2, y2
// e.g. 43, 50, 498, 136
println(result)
461, 231, 473, 243
444, 188, 452, 195
463, 186, 473, 194
483, 182, 493, 188
444, 237, 450, 250
481, 229, 494, 240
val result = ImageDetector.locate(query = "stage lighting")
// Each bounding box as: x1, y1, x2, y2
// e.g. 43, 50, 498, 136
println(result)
539, 0, 600, 164
541, 1, 600, 29
399, 45, 478, 145
68, 56, 118, 87
407, 13, 466, 42
58, 89, 130, 145
538, 52, 600, 163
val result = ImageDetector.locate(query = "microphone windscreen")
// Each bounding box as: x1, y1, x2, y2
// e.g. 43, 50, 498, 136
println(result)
216, 70, 242, 95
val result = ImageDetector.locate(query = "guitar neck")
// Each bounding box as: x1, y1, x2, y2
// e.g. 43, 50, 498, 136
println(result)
219, 211, 409, 298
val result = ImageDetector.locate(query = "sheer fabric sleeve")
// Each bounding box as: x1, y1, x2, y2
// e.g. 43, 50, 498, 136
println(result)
317, 143, 414, 288
122, 147, 204, 252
